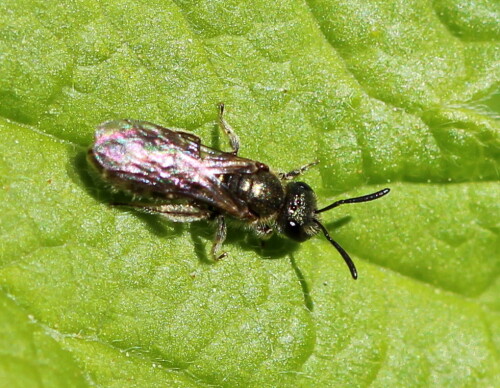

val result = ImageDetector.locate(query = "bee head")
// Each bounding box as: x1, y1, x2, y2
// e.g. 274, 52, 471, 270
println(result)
279, 182, 391, 280
278, 182, 320, 242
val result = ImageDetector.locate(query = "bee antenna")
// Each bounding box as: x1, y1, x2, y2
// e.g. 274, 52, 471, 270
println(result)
313, 219, 358, 280
316, 188, 390, 214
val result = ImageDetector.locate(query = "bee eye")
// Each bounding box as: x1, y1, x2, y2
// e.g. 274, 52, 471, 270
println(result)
284, 219, 307, 241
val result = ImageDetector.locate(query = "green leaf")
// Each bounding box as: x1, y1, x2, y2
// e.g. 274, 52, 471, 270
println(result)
1, 0, 499, 386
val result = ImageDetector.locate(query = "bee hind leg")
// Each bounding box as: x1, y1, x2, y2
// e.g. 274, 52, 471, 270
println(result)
111, 202, 212, 222
211, 215, 228, 260
218, 103, 240, 155
279, 161, 319, 181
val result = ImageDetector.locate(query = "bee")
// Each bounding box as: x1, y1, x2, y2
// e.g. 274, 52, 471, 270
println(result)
87, 104, 390, 279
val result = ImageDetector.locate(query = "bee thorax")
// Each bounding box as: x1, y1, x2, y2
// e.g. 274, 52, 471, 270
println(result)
225, 170, 284, 218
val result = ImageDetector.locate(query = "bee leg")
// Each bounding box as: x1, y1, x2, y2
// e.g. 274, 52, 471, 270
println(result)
254, 224, 273, 253
279, 161, 319, 181
211, 215, 228, 260
218, 103, 240, 155
111, 202, 212, 222
254, 223, 274, 239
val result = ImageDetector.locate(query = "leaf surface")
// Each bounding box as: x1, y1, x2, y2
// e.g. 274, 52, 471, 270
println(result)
0, 0, 499, 386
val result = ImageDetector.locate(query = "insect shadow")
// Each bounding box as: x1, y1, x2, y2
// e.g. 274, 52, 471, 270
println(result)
189, 217, 313, 310
188, 219, 300, 264
70, 149, 100, 199
189, 222, 215, 264
324, 215, 352, 232
70, 150, 184, 239
289, 253, 314, 311
282, 217, 351, 312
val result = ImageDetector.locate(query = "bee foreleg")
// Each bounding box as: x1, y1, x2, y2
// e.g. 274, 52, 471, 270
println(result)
111, 202, 212, 222
279, 161, 319, 181
218, 103, 240, 155
211, 215, 228, 260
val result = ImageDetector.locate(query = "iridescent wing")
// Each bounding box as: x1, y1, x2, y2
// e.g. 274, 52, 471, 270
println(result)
90, 119, 263, 219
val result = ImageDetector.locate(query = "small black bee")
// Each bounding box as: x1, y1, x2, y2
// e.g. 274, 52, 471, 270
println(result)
88, 104, 389, 279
